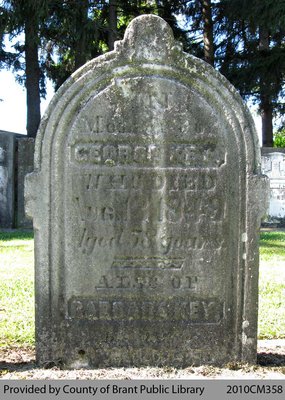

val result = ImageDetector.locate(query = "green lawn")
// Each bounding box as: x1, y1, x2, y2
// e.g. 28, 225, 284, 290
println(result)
259, 231, 285, 339
0, 230, 284, 348
0, 231, 34, 347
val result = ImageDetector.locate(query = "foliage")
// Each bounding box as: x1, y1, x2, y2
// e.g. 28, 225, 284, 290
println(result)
1, 1, 285, 142
43, 0, 104, 90
216, 0, 285, 145
172, 1, 285, 145
273, 128, 285, 148
43, 1, 190, 90
0, 0, 50, 95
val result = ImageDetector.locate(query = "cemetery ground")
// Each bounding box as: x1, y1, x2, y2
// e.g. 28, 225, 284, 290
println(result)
0, 230, 284, 379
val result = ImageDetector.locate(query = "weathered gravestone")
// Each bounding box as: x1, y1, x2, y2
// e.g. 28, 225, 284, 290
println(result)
0, 130, 16, 228
26, 15, 268, 367
261, 149, 285, 225
16, 137, 35, 228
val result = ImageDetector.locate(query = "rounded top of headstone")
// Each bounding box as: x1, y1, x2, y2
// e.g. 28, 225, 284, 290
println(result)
115, 14, 175, 62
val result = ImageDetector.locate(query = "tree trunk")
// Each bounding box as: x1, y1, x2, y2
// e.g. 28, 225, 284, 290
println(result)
74, 0, 89, 70
25, 15, 41, 138
261, 99, 273, 147
108, 0, 118, 50
259, 25, 273, 147
200, 0, 214, 66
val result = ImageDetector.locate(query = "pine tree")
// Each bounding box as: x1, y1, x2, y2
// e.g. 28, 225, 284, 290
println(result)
200, 0, 214, 66
0, 0, 50, 137
218, 0, 285, 146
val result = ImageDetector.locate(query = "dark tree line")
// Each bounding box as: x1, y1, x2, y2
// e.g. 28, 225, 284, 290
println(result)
1, 0, 285, 145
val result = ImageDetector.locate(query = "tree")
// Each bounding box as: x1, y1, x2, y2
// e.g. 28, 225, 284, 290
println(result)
200, 0, 214, 66
218, 0, 285, 146
181, 0, 228, 67
44, 1, 106, 90
0, 0, 50, 137
183, 0, 285, 146
2, 0, 284, 144
259, 24, 273, 146
44, 1, 161, 90
1, 1, 188, 135
108, 0, 117, 50
24, 2, 42, 137
74, 0, 90, 70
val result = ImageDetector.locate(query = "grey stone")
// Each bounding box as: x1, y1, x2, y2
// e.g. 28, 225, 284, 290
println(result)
16, 137, 35, 228
261, 148, 285, 225
0, 130, 16, 228
26, 15, 268, 368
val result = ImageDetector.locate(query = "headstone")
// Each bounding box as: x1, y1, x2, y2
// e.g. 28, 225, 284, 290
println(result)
0, 130, 16, 228
26, 15, 268, 368
16, 137, 35, 228
261, 148, 285, 225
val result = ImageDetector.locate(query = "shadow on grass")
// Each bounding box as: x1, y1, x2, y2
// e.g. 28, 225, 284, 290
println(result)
257, 352, 285, 367
260, 232, 285, 241
0, 230, 34, 241
0, 346, 36, 375
0, 360, 37, 375
259, 241, 285, 250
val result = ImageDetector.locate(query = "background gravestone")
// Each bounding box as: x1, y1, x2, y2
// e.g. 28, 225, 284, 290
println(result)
16, 137, 35, 228
261, 148, 285, 226
26, 15, 268, 368
0, 130, 16, 228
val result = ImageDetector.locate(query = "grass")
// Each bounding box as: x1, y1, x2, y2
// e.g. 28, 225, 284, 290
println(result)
259, 231, 285, 339
0, 230, 284, 348
0, 230, 34, 348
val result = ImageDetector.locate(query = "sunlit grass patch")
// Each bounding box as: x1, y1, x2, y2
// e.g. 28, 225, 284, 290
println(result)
258, 231, 285, 339
259, 231, 285, 260
0, 231, 34, 347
